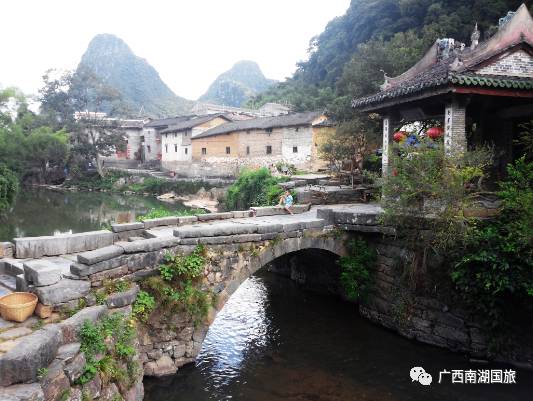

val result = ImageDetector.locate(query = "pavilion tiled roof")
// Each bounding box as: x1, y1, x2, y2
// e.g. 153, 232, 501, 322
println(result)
352, 4, 533, 111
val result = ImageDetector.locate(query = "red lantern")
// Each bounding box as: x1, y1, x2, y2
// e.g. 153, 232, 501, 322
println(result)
427, 127, 444, 140
392, 168, 399, 177
393, 131, 408, 142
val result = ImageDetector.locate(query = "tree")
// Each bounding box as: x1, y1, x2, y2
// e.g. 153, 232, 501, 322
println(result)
38, 67, 126, 177
26, 128, 69, 180
0, 164, 19, 213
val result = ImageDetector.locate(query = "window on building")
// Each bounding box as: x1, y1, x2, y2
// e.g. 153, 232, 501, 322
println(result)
184, 131, 187, 137
174, 144, 178, 152
226, 146, 231, 155
185, 147, 188, 155
147, 145, 151, 153
295, 127, 299, 132
202, 148, 207, 155
165, 144, 168, 153
293, 146, 298, 153
246, 146, 250, 155
266, 145, 272, 154
266, 128, 273, 133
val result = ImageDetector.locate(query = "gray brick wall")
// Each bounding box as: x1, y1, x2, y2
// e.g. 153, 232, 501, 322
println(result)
477, 50, 533, 77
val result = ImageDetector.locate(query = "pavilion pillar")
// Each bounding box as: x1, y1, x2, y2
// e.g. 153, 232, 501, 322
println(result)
381, 115, 395, 175
444, 101, 467, 156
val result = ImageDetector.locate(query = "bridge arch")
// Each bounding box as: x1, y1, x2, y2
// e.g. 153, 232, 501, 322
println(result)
211, 233, 350, 322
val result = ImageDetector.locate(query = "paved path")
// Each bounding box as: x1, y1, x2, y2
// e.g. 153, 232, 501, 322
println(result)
146, 203, 383, 238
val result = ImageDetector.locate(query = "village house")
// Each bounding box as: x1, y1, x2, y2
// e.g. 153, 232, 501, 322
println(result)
159, 113, 232, 169
74, 111, 147, 168
352, 4, 533, 179
191, 111, 334, 170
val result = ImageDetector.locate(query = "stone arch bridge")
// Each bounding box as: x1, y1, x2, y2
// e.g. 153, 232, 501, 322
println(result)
1, 202, 491, 387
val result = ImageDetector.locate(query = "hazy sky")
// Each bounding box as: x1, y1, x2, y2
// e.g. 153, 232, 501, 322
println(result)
1, 0, 350, 100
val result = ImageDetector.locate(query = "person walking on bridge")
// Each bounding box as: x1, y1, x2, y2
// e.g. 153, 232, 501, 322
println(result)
279, 190, 294, 215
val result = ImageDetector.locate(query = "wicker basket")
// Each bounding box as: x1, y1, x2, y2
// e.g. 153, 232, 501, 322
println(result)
0, 292, 38, 322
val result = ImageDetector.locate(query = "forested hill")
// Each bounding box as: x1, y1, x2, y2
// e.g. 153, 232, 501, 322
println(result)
199, 60, 276, 107
78, 34, 192, 117
250, 0, 532, 116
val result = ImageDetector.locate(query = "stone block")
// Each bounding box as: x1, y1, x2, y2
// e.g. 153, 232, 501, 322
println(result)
77, 245, 124, 265
89, 265, 128, 282
106, 284, 140, 308
231, 210, 252, 218
55, 342, 81, 363
143, 355, 176, 376
70, 255, 127, 277
14, 230, 114, 258
59, 305, 107, 344
64, 353, 86, 383
23, 260, 62, 287
197, 234, 263, 245
33, 279, 91, 306
0, 241, 14, 258
0, 339, 20, 353
250, 204, 310, 217
255, 223, 283, 234
16, 274, 29, 291
174, 222, 258, 238
0, 324, 62, 386
0, 383, 44, 401
3, 258, 25, 276
82, 374, 102, 400
177, 216, 198, 226
120, 237, 180, 253
41, 360, 70, 401
142, 217, 179, 229
0, 327, 33, 340
99, 383, 120, 401
35, 303, 53, 319
197, 212, 233, 221
111, 222, 144, 233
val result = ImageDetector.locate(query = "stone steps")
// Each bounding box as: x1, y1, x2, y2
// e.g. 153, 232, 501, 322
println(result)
0, 274, 16, 291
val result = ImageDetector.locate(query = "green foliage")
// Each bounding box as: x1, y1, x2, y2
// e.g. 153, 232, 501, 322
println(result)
132, 290, 156, 322
451, 158, 533, 333
0, 165, 19, 212
77, 313, 138, 388
339, 237, 376, 301
136, 207, 205, 222
225, 168, 290, 210
37, 367, 49, 380
141, 245, 213, 325
68, 171, 210, 196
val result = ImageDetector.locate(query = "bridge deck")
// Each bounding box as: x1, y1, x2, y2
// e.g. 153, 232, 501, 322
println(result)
145, 203, 383, 238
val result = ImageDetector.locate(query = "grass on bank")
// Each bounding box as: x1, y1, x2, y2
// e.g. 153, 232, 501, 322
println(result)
136, 207, 206, 222
66, 171, 211, 195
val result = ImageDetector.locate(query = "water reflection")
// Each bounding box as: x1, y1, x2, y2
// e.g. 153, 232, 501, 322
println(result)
0, 187, 189, 241
197, 276, 275, 394
144, 271, 533, 401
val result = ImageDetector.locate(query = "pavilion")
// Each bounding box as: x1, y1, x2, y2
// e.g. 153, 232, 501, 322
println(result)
352, 4, 533, 180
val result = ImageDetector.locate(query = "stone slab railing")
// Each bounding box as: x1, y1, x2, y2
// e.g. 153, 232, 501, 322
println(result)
14, 231, 114, 259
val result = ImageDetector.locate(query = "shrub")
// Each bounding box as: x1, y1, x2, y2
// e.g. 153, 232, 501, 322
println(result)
132, 290, 156, 322
451, 157, 533, 334
0, 164, 18, 212
225, 168, 289, 210
77, 313, 138, 388
136, 207, 205, 222
141, 245, 213, 325
339, 237, 376, 301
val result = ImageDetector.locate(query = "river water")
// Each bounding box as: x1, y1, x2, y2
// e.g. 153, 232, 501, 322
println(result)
144, 271, 533, 401
0, 187, 189, 242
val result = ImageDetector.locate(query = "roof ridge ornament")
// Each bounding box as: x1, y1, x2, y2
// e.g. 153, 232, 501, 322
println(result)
499, 11, 516, 28
379, 69, 392, 91
470, 23, 480, 49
